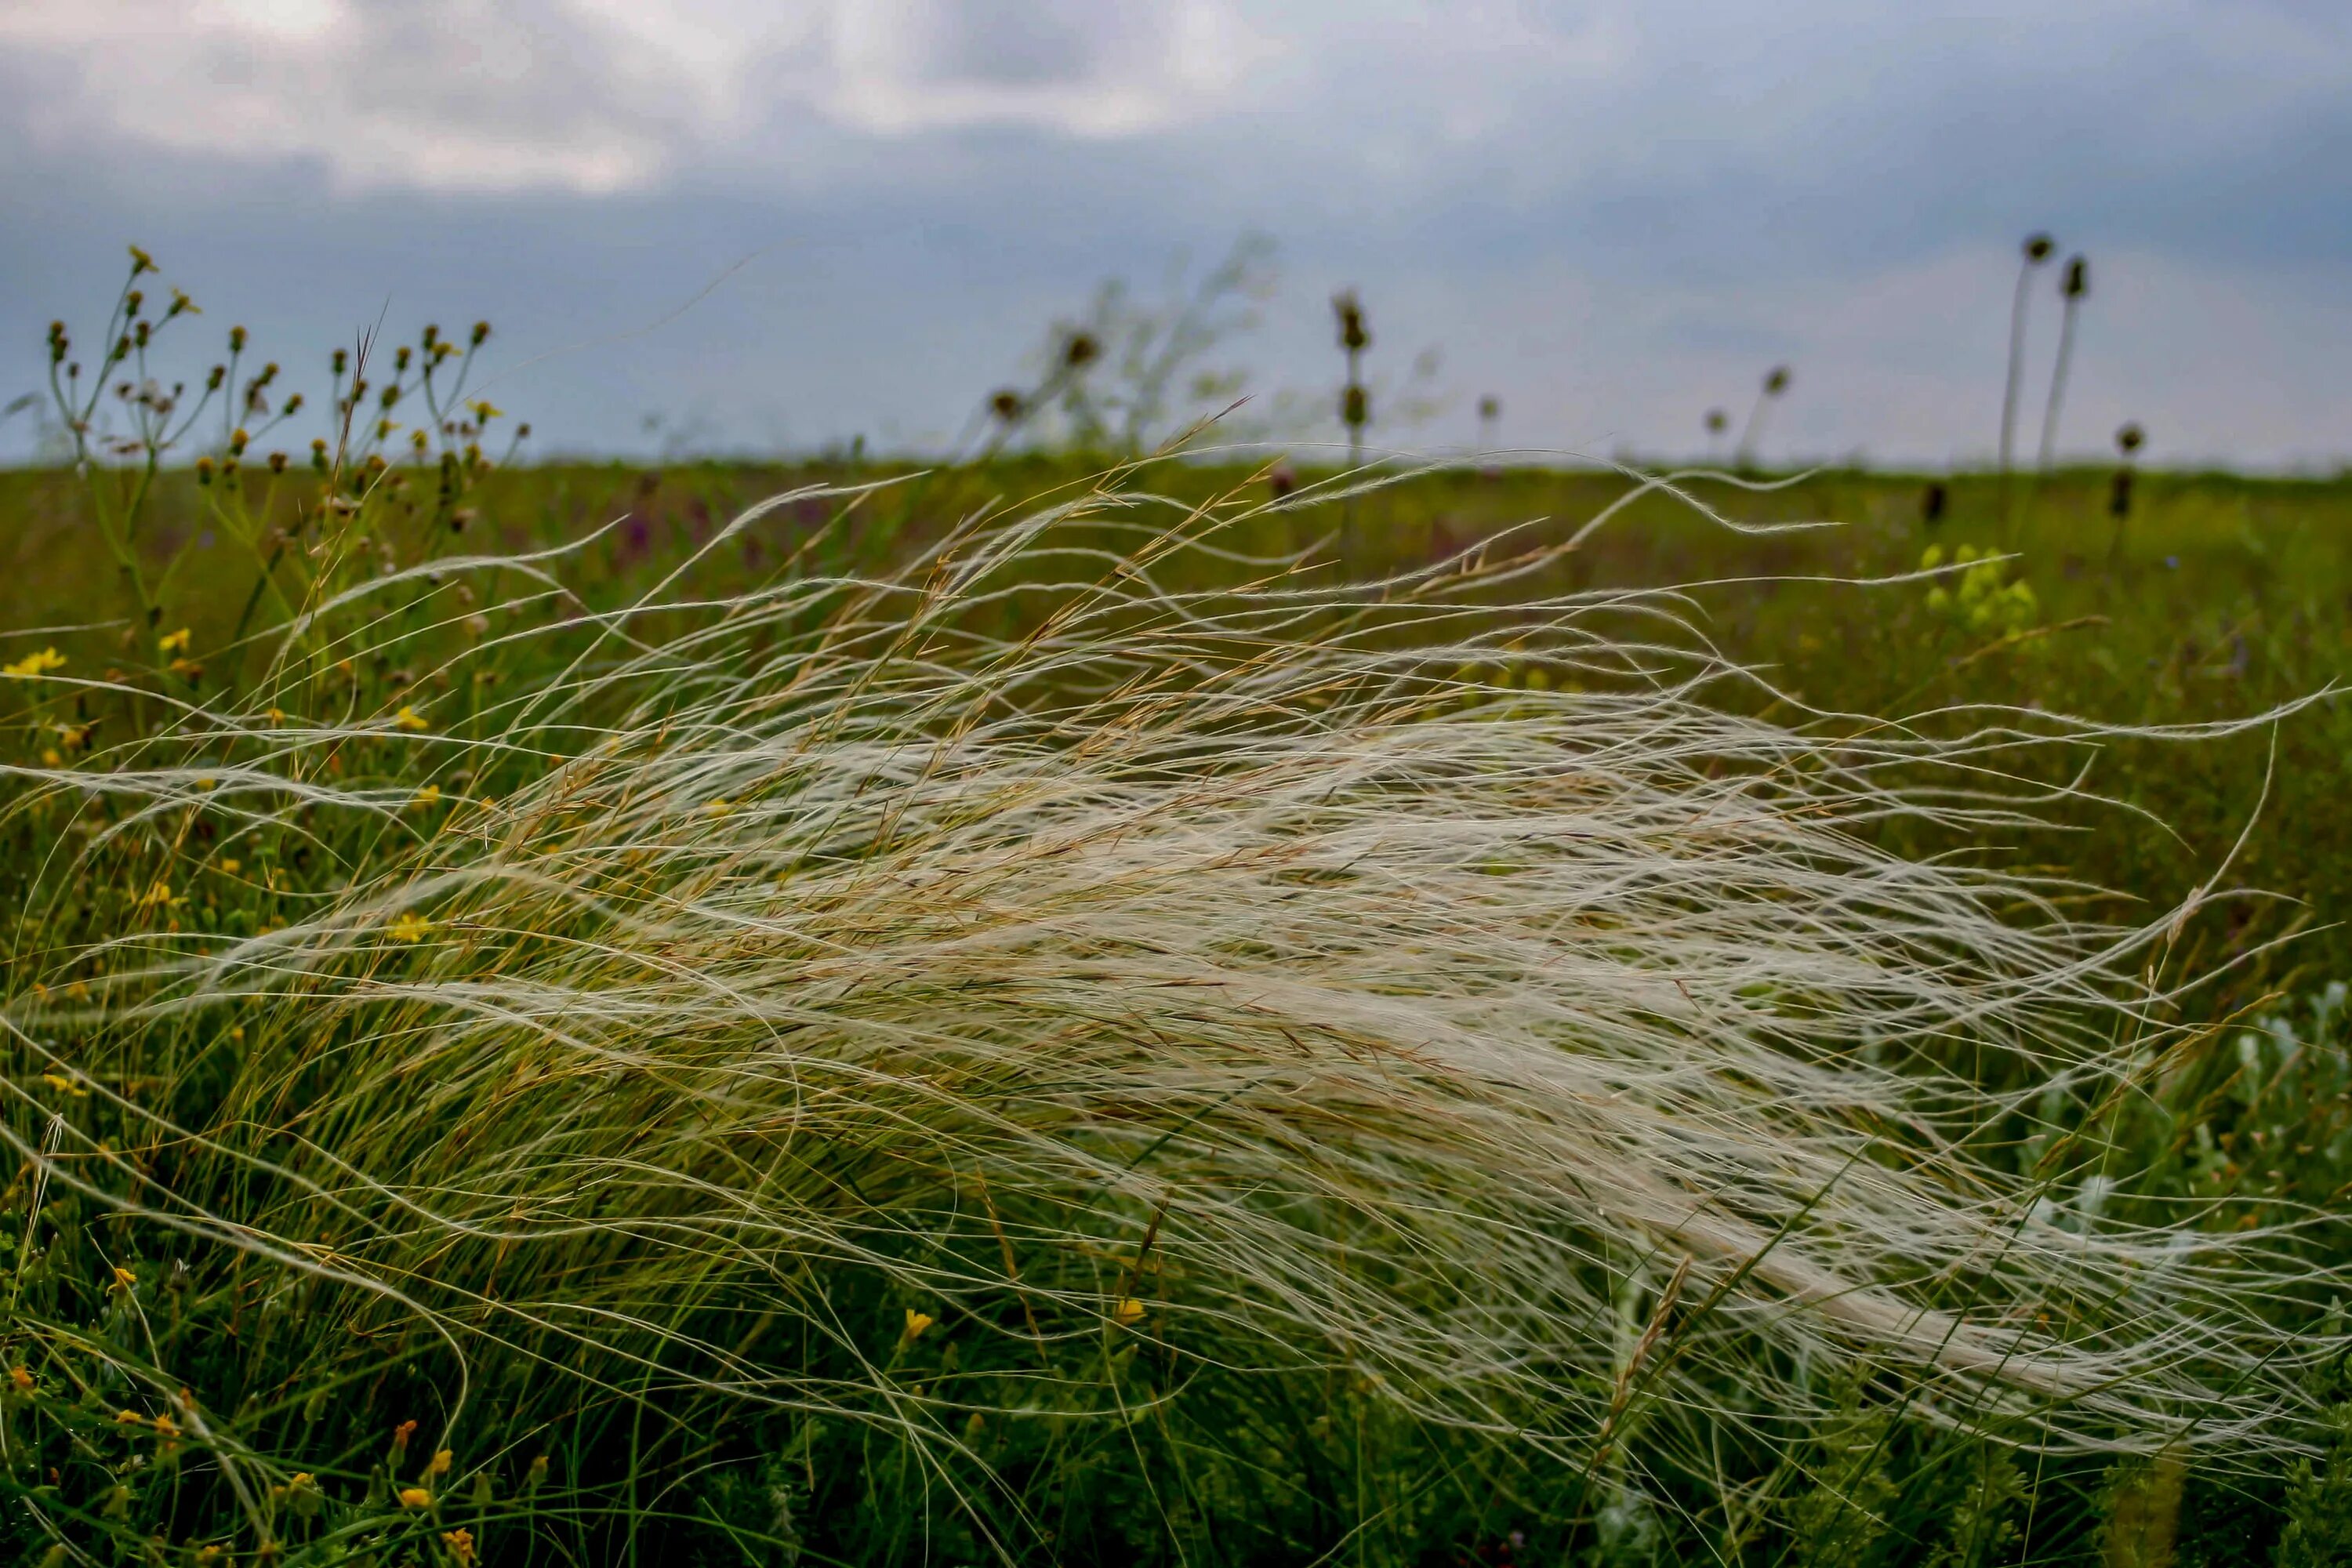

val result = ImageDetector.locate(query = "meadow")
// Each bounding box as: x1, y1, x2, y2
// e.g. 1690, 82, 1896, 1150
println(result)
2, 263, 2351, 1567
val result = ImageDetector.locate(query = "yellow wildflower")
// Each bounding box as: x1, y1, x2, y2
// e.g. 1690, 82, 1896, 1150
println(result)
41, 1073, 88, 1098
443, 1529, 478, 1566
218, 858, 241, 874
2, 646, 66, 679
111, 1265, 136, 1291
1112, 1297, 1146, 1327
427, 1447, 452, 1476
394, 705, 430, 732
388, 913, 432, 944
9, 1365, 31, 1392
40, 749, 61, 768
151, 1414, 179, 1439
136, 880, 173, 909
412, 785, 442, 809
169, 657, 204, 681
705, 798, 732, 817
902, 1308, 935, 1342
267, 706, 287, 724
116, 1409, 143, 1426
397, 1486, 432, 1508
157, 627, 191, 655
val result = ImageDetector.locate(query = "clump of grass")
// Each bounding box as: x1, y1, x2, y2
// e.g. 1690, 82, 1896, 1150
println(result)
1, 444, 2344, 1563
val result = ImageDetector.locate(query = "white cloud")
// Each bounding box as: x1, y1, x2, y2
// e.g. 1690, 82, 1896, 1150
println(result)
0, 0, 1280, 191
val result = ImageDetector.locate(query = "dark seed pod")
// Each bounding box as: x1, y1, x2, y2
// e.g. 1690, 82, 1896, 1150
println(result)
1062, 332, 1099, 370
988, 389, 1024, 422
2115, 422, 2144, 456
2061, 256, 2089, 299
1764, 365, 1791, 396
1332, 290, 1370, 352
1340, 384, 1369, 430
1922, 481, 1947, 526
2108, 467, 2134, 519
2024, 233, 2055, 263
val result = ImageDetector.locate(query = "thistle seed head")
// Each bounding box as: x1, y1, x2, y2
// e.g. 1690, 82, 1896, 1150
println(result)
1332, 289, 1370, 351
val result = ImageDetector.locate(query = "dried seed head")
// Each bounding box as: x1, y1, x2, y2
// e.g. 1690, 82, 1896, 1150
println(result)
1764, 365, 1791, 396
2061, 256, 2089, 299
1062, 332, 1099, 370
332, 348, 349, 376
2115, 422, 2144, 456
1268, 463, 1297, 499
2024, 233, 2055, 263
1478, 394, 1500, 422
229, 325, 248, 354
988, 389, 1024, 422
470, 321, 491, 346
268, 451, 289, 474
1332, 290, 1370, 351
1340, 384, 1369, 430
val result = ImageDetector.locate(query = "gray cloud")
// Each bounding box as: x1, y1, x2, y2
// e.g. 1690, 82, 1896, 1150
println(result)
2, 1, 2348, 467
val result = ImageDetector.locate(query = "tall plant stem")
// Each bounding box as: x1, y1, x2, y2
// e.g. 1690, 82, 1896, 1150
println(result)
1998, 260, 2037, 537
2038, 294, 2083, 474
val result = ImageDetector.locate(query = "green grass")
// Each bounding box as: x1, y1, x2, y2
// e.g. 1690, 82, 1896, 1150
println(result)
4, 442, 2352, 1566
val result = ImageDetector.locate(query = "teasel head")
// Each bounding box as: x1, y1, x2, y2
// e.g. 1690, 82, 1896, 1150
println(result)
2061, 256, 2089, 299
2024, 233, 2055, 265
1332, 290, 1370, 352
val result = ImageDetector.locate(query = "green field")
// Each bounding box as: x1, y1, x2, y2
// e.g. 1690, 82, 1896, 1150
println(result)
5, 417, 2352, 1565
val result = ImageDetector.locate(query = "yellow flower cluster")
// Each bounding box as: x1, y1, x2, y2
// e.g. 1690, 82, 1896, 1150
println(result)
1920, 545, 2038, 637
2, 647, 65, 679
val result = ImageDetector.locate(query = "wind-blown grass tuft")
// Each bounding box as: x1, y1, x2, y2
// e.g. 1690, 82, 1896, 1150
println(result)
0, 465, 2340, 1561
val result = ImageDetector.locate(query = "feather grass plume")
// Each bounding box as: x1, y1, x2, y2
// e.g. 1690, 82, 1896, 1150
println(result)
0, 463, 2340, 1558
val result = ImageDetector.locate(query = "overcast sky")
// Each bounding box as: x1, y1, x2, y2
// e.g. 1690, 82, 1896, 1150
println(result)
3, 1, 2349, 467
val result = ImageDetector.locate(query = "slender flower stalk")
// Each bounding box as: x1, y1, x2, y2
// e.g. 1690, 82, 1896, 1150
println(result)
2038, 254, 2090, 472
2001, 234, 2056, 532
1734, 365, 1789, 471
